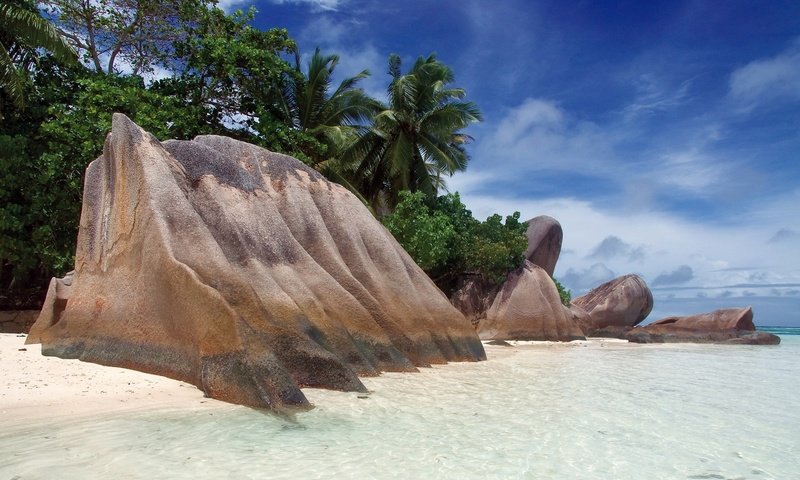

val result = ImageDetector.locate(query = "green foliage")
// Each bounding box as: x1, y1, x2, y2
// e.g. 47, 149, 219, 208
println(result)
1, 5, 489, 307
553, 277, 572, 306
161, 6, 303, 151
0, 6, 328, 297
382, 191, 454, 272
383, 191, 527, 293
464, 211, 528, 285
0, 63, 213, 295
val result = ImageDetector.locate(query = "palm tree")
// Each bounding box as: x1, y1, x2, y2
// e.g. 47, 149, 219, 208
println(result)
343, 53, 482, 212
274, 47, 380, 168
0, 0, 76, 113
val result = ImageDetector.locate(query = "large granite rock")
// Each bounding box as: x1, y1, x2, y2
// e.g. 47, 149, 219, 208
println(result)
626, 307, 780, 345
449, 276, 499, 327
26, 114, 485, 413
477, 261, 585, 341
572, 274, 653, 335
524, 215, 562, 276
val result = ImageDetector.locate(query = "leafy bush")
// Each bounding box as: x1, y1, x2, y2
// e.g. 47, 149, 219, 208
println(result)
383, 191, 527, 294
553, 277, 572, 306
382, 191, 454, 272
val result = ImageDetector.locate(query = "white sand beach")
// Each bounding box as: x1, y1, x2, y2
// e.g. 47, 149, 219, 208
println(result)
1, 333, 643, 423
0, 334, 221, 423
1, 333, 642, 421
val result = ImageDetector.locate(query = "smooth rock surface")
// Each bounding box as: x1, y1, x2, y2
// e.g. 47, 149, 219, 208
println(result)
478, 261, 585, 341
524, 216, 562, 276
572, 274, 653, 334
26, 114, 485, 413
647, 307, 756, 331
626, 307, 780, 344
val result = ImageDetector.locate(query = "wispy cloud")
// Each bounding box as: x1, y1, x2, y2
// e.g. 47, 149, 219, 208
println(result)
623, 74, 694, 117
652, 149, 732, 195
268, 0, 346, 12
729, 37, 800, 110
472, 98, 618, 179
493, 99, 564, 147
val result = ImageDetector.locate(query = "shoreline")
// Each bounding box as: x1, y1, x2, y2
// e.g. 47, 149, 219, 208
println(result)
0, 333, 711, 424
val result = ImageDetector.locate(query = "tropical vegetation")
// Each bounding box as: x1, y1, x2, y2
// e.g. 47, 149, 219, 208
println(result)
0, 1, 528, 307
553, 277, 572, 306
344, 54, 482, 212
383, 191, 528, 295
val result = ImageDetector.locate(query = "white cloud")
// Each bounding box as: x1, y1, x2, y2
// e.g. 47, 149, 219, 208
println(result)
729, 38, 800, 108
473, 98, 617, 177
269, 0, 345, 12
494, 99, 564, 146
461, 95, 743, 209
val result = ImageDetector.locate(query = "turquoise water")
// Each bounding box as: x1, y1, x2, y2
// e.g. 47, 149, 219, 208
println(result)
2, 334, 798, 479
761, 326, 800, 336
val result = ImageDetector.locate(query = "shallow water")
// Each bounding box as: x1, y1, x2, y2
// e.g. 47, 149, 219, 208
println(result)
2, 334, 799, 479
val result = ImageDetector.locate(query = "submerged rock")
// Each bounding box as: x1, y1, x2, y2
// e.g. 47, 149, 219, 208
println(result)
524, 215, 563, 277
478, 261, 585, 341
27, 114, 485, 413
572, 274, 653, 335
626, 307, 780, 345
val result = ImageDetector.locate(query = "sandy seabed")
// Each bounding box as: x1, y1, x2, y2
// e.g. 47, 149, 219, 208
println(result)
2, 333, 796, 479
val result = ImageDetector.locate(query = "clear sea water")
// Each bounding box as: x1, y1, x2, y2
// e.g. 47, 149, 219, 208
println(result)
2, 329, 798, 479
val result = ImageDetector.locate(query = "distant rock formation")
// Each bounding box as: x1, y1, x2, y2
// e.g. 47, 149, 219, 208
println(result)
477, 261, 585, 341
626, 307, 780, 344
26, 114, 485, 413
572, 274, 653, 335
524, 215, 562, 277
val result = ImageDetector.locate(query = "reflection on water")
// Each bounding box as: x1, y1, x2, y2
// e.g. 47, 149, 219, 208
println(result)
2, 337, 798, 479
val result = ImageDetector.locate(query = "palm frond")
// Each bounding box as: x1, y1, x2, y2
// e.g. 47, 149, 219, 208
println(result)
0, 45, 25, 109
0, 3, 77, 65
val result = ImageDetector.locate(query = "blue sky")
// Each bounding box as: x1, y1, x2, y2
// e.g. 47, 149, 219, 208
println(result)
225, 0, 800, 326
